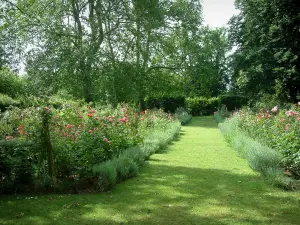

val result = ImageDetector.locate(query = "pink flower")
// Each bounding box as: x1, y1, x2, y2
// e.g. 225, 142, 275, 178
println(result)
121, 108, 127, 112
95, 116, 99, 120
271, 106, 278, 113
88, 129, 93, 135
65, 124, 74, 129
296, 117, 300, 121
285, 110, 299, 117
285, 124, 290, 131
5, 136, 13, 141
87, 113, 93, 117
103, 137, 111, 144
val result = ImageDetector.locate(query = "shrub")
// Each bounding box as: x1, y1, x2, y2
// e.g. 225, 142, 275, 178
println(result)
112, 157, 139, 181
219, 114, 299, 190
0, 102, 181, 193
0, 94, 20, 111
219, 94, 248, 111
146, 96, 185, 113
92, 161, 117, 191
186, 97, 219, 116
0, 69, 25, 97
120, 147, 146, 167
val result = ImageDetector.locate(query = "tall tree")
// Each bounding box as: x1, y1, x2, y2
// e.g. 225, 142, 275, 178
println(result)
228, 0, 300, 102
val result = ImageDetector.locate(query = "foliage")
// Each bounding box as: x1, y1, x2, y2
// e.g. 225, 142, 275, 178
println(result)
146, 96, 185, 113
232, 104, 300, 177
219, 115, 299, 190
0, 69, 24, 97
174, 107, 192, 125
228, 0, 300, 103
219, 94, 248, 111
186, 97, 219, 116
0, 93, 20, 111
0, 103, 180, 193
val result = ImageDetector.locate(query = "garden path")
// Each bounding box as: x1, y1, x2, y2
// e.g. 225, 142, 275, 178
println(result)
0, 117, 299, 225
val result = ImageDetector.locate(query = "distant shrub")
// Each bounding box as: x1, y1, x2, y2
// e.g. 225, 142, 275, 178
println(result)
146, 96, 185, 113
0, 93, 20, 111
0, 69, 25, 97
186, 97, 219, 116
175, 107, 192, 125
219, 95, 248, 111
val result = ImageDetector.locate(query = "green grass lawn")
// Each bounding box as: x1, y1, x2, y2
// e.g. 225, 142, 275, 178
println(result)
1, 117, 299, 225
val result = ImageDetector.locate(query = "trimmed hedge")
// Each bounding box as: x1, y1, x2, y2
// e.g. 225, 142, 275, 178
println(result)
146, 96, 185, 113
219, 94, 248, 111
186, 97, 219, 116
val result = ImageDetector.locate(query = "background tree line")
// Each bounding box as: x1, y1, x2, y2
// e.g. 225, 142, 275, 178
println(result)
1, 0, 299, 107
0, 0, 228, 107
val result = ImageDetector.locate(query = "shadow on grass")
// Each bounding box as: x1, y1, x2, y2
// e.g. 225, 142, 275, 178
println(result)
1, 164, 299, 225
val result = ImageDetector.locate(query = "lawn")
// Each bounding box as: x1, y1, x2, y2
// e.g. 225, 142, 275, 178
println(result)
0, 117, 299, 225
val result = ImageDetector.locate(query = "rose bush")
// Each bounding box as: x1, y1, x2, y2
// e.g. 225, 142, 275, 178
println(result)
232, 103, 300, 177
0, 103, 180, 193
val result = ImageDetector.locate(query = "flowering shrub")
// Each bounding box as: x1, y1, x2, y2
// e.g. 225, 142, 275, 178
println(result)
0, 103, 179, 193
232, 103, 300, 177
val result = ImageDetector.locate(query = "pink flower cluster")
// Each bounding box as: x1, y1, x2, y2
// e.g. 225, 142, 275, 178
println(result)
285, 110, 299, 117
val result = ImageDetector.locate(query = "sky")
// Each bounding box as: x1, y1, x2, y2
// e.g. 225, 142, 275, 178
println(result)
202, 0, 239, 28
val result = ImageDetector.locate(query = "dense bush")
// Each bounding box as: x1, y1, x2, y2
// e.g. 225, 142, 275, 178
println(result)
174, 107, 192, 125
219, 95, 248, 111
186, 97, 219, 116
146, 96, 185, 113
0, 69, 25, 97
0, 103, 181, 193
233, 104, 300, 177
0, 93, 20, 111
218, 115, 298, 190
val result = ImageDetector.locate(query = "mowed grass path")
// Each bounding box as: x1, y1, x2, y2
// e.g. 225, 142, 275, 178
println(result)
1, 117, 299, 225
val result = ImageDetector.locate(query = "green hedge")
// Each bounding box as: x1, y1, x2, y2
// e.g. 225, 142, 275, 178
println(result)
0, 94, 20, 111
219, 95, 248, 111
146, 96, 185, 113
186, 97, 219, 116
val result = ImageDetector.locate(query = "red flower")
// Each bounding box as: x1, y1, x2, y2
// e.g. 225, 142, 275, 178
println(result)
95, 116, 99, 120
141, 111, 145, 115
87, 113, 93, 117
63, 133, 68, 137
89, 109, 96, 114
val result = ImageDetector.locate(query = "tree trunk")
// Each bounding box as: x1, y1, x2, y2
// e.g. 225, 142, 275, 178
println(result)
41, 108, 55, 187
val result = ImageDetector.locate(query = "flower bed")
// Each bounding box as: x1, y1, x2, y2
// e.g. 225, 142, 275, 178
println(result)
0, 103, 181, 193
